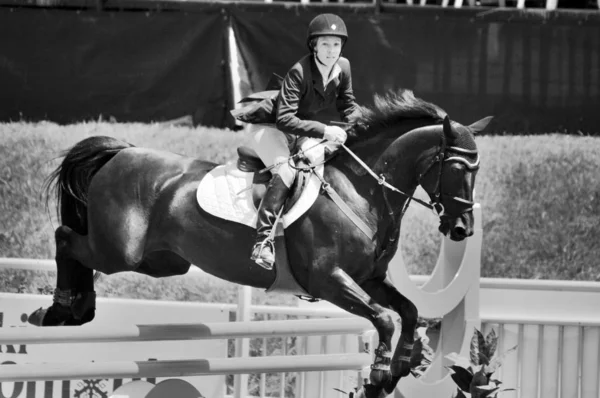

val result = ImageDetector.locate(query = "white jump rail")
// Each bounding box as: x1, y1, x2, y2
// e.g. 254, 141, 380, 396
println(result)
0, 318, 372, 344
0, 353, 372, 382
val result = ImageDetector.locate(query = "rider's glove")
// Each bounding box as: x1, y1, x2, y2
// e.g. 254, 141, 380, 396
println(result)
323, 125, 348, 144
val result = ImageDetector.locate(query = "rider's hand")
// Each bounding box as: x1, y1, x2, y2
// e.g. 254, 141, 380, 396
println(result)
323, 125, 348, 144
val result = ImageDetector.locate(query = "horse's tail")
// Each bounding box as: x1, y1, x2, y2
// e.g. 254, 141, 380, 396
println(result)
44, 136, 135, 232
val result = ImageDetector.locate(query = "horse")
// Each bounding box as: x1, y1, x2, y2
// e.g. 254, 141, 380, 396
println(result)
29, 89, 490, 398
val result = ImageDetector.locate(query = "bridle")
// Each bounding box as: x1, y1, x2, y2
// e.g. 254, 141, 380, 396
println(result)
340, 128, 480, 222
415, 133, 480, 218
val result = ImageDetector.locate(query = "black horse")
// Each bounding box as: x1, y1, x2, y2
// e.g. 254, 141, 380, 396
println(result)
30, 90, 490, 398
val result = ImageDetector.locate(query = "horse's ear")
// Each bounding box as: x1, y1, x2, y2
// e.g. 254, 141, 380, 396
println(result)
468, 116, 494, 134
442, 115, 458, 139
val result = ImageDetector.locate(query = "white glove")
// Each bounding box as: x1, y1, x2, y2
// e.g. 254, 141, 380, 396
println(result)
323, 125, 348, 144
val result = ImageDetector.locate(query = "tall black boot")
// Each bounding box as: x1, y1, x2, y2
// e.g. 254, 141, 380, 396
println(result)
251, 174, 290, 269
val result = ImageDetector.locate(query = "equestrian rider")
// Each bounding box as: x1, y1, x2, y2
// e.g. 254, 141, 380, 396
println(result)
249, 13, 361, 270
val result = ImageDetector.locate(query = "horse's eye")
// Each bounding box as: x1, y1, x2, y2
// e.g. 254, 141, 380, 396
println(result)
450, 164, 463, 174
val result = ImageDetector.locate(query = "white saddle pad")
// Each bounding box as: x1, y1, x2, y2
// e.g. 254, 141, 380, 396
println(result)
197, 158, 324, 229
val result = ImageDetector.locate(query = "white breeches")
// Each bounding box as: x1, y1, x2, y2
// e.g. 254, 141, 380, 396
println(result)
249, 125, 326, 188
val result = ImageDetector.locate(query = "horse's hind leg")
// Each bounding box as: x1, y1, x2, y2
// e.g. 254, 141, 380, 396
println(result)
361, 277, 419, 392
28, 226, 96, 326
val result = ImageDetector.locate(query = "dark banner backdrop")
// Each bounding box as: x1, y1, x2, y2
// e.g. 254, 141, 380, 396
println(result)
231, 5, 600, 134
0, 5, 231, 127
1, 3, 599, 133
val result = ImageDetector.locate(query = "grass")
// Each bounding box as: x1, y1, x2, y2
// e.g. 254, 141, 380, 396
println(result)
476, 135, 600, 280
1, 122, 599, 303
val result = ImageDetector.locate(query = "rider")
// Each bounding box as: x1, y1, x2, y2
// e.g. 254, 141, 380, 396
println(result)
249, 13, 361, 270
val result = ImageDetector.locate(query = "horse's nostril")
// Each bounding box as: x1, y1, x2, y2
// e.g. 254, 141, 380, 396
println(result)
454, 225, 467, 237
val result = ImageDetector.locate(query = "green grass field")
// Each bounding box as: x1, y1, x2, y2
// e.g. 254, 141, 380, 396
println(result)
1, 122, 599, 302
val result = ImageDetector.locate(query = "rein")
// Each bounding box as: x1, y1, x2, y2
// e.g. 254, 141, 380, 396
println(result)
340, 143, 435, 212
341, 140, 480, 217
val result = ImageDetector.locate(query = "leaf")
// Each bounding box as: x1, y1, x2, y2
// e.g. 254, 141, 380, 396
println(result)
487, 345, 518, 374
484, 329, 498, 359
472, 384, 500, 398
410, 337, 435, 378
470, 328, 486, 365
454, 388, 468, 398
448, 365, 473, 392
470, 368, 489, 388
446, 352, 473, 370
477, 384, 500, 391
478, 352, 490, 366
488, 388, 516, 397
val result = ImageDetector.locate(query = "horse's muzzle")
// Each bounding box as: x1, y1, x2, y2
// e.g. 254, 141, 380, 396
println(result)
439, 214, 473, 241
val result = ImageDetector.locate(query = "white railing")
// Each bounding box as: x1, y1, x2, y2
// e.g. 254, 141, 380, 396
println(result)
3, 258, 600, 398
266, 0, 599, 11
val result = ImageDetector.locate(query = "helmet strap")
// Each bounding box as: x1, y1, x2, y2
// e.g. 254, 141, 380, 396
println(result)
314, 52, 327, 67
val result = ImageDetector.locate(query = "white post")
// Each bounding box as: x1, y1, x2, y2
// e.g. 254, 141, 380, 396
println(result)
234, 285, 252, 398
228, 22, 244, 129
390, 204, 483, 396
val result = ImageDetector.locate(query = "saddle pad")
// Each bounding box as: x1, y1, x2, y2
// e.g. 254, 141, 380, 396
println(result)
196, 162, 323, 229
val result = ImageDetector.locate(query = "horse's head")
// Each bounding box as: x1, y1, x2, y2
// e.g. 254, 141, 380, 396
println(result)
417, 115, 491, 241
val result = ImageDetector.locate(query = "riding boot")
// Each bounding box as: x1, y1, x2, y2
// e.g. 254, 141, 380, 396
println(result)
251, 174, 290, 270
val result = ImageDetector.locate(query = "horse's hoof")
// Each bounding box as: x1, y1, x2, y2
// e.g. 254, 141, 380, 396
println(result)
369, 369, 392, 386
27, 307, 48, 326
28, 304, 68, 327
351, 384, 387, 398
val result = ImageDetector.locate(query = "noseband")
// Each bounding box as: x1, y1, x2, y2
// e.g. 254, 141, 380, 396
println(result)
418, 136, 480, 218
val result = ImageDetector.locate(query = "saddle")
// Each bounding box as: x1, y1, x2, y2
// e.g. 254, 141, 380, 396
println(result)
235, 145, 308, 211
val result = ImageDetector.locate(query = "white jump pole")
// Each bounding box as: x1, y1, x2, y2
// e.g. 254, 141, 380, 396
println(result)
0, 353, 372, 382
0, 318, 372, 345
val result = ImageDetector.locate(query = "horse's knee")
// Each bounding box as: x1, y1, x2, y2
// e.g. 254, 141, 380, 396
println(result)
401, 301, 418, 333
373, 311, 396, 342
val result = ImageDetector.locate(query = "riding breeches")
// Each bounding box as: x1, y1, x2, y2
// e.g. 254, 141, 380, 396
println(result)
249, 124, 329, 188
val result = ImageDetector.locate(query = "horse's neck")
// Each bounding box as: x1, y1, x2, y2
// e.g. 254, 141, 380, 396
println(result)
349, 118, 438, 159
374, 126, 441, 196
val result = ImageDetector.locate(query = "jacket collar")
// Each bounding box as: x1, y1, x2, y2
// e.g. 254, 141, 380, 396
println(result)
310, 54, 342, 96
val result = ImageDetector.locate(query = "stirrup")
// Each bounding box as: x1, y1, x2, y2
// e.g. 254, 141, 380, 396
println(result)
251, 239, 275, 270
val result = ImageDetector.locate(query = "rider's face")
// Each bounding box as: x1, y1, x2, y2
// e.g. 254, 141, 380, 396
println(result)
314, 36, 342, 68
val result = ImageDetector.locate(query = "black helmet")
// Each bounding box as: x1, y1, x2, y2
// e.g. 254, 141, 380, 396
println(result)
306, 14, 348, 50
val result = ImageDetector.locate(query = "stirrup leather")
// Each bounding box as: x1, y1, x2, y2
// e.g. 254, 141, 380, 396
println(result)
251, 239, 275, 270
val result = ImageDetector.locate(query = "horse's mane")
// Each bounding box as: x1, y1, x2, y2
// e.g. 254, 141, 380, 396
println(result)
348, 89, 447, 141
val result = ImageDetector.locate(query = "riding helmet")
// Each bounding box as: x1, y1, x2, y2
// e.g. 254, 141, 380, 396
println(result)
306, 14, 348, 50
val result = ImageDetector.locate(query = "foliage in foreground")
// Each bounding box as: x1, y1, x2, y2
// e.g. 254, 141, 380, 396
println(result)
446, 328, 517, 398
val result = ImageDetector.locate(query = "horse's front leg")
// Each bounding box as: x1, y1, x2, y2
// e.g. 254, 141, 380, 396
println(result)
362, 277, 419, 391
313, 268, 395, 398
28, 226, 96, 326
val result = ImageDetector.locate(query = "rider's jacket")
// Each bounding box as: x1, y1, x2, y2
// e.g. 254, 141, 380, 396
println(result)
276, 54, 359, 139
231, 54, 360, 142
